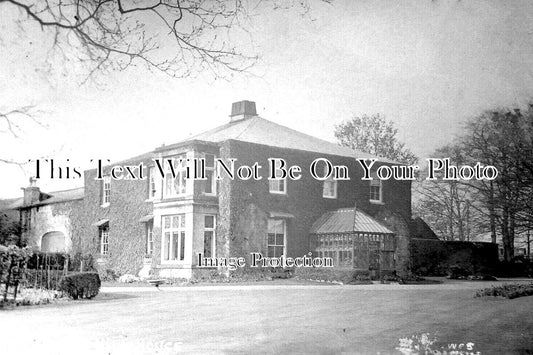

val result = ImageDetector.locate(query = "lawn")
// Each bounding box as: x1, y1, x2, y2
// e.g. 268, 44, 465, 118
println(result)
1, 282, 532, 354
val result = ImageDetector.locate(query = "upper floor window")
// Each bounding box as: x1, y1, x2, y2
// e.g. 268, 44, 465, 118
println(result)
322, 165, 337, 199
162, 214, 186, 261
369, 172, 382, 203
99, 224, 109, 255
101, 175, 110, 206
269, 160, 286, 194
203, 215, 216, 258
164, 155, 187, 198
148, 166, 157, 199
267, 219, 285, 258
202, 154, 216, 195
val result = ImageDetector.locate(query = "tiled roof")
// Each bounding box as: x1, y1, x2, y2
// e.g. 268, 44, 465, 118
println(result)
112, 151, 155, 166
0, 197, 22, 212
310, 208, 394, 235
7, 187, 84, 209
164, 116, 394, 163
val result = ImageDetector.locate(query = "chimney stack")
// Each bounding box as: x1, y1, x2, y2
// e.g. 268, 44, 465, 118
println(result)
230, 100, 257, 122
22, 177, 41, 206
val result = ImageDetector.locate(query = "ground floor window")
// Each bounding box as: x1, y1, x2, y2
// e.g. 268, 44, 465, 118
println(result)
162, 214, 186, 261
145, 221, 153, 256
99, 224, 109, 255
267, 219, 285, 258
203, 215, 216, 258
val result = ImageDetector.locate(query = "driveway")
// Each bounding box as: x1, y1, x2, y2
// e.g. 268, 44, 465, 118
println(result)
1, 280, 532, 354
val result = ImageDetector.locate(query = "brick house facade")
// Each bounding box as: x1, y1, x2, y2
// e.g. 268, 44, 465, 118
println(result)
2, 101, 413, 279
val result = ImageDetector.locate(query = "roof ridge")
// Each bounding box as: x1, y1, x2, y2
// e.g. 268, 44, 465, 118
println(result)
48, 186, 84, 194
251, 117, 384, 160
233, 116, 260, 140
160, 115, 397, 163
112, 151, 155, 166
188, 118, 249, 141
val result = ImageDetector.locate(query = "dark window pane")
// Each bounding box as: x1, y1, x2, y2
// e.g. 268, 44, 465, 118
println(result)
164, 232, 170, 260
204, 171, 213, 194
172, 232, 179, 260
204, 231, 213, 257
205, 154, 215, 168
204, 215, 214, 229
180, 232, 185, 260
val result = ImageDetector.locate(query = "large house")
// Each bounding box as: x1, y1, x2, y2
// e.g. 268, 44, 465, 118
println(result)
1, 101, 414, 279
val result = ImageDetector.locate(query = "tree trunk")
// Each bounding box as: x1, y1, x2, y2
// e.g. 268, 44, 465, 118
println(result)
488, 181, 497, 244
509, 211, 516, 260
453, 183, 464, 241
501, 205, 513, 262
448, 183, 455, 241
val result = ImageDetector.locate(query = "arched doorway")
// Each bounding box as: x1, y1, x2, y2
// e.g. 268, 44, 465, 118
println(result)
41, 231, 66, 253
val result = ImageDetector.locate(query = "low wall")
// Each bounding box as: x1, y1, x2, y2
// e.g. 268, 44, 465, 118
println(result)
410, 238, 499, 276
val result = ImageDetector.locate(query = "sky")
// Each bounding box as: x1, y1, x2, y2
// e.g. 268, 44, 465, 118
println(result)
1, 0, 533, 198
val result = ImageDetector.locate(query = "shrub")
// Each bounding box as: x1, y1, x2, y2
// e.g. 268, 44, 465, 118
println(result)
0, 245, 33, 302
446, 265, 470, 279
118, 274, 140, 283
475, 283, 533, 299
191, 267, 295, 283
381, 274, 402, 283
228, 267, 290, 281
467, 274, 497, 281
294, 268, 370, 284
59, 272, 101, 300
350, 273, 373, 285
100, 268, 119, 282
69, 253, 95, 272
270, 268, 292, 279
494, 261, 533, 278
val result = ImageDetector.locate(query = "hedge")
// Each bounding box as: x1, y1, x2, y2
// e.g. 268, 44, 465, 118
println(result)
59, 272, 101, 300
410, 238, 499, 276
27, 252, 95, 272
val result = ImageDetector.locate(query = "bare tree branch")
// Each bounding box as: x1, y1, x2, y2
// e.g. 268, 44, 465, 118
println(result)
0, 105, 45, 139
0, 0, 321, 82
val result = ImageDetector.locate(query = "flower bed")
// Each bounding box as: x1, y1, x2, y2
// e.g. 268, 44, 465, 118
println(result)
475, 283, 533, 299
16, 288, 66, 305
396, 333, 479, 355
293, 267, 372, 284
0, 287, 67, 307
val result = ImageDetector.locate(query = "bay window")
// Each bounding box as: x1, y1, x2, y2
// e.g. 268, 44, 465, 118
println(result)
162, 214, 186, 261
